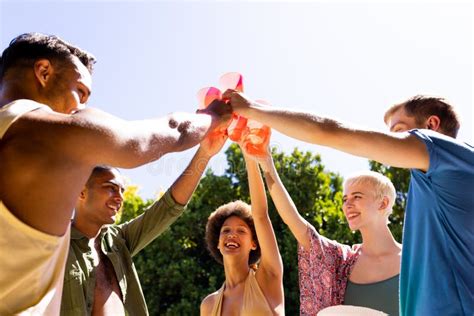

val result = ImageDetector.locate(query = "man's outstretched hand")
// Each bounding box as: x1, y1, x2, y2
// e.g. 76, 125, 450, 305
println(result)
198, 99, 233, 134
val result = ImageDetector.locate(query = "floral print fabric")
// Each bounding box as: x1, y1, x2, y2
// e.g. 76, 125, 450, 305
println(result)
298, 226, 361, 315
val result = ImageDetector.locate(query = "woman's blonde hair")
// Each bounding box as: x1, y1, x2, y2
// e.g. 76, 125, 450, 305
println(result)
343, 171, 396, 221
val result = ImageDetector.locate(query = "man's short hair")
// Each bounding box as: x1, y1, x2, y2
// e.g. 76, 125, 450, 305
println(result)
205, 200, 261, 266
0, 32, 96, 82
343, 170, 396, 219
384, 95, 460, 138
86, 165, 121, 188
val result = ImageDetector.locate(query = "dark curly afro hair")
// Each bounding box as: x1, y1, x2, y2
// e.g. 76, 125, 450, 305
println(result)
205, 200, 261, 266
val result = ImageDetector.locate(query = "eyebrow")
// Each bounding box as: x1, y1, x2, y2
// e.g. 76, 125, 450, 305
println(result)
343, 192, 365, 198
390, 123, 406, 131
104, 181, 125, 192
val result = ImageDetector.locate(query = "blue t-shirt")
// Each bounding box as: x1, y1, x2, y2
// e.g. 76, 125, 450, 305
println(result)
401, 129, 474, 315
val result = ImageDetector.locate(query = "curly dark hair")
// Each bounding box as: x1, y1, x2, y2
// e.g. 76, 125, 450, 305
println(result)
0, 32, 96, 82
205, 200, 261, 266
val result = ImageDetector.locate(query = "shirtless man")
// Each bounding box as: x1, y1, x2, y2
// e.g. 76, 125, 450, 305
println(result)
0, 33, 229, 314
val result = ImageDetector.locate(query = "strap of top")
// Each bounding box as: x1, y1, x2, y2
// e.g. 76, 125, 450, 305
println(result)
242, 269, 273, 315
0, 99, 46, 138
210, 283, 225, 316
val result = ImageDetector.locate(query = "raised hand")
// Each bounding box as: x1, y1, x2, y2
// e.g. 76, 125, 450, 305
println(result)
237, 127, 270, 160
199, 99, 233, 134
200, 129, 228, 158
222, 89, 256, 115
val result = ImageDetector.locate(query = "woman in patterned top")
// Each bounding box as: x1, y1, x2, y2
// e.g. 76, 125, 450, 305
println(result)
254, 143, 401, 315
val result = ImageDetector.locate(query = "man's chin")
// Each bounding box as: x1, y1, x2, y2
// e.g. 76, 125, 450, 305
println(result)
102, 217, 116, 225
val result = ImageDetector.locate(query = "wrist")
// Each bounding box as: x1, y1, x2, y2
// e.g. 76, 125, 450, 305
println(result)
258, 156, 274, 171
196, 146, 213, 160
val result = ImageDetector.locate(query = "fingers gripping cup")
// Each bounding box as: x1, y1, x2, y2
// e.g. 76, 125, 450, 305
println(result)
196, 72, 271, 152
218, 72, 248, 141
227, 115, 248, 141
242, 100, 271, 156
196, 86, 227, 137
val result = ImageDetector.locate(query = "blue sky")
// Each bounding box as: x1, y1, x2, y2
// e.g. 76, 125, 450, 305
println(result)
1, 1, 472, 198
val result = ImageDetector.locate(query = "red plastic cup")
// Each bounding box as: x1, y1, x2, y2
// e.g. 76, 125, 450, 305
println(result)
243, 120, 271, 156
227, 114, 248, 142
219, 72, 244, 92
196, 86, 222, 110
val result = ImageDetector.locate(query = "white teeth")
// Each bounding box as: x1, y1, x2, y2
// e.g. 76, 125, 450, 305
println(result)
347, 213, 360, 220
225, 242, 239, 248
106, 204, 119, 212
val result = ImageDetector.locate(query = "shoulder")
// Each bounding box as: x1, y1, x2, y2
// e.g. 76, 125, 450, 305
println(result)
101, 225, 127, 246
409, 129, 471, 152
410, 129, 473, 172
4, 104, 73, 141
200, 291, 219, 315
307, 225, 352, 253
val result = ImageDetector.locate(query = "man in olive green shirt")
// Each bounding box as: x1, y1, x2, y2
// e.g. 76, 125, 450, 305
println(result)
60, 133, 227, 315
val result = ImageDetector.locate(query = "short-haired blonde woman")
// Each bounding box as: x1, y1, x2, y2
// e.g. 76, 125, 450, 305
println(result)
256, 146, 401, 315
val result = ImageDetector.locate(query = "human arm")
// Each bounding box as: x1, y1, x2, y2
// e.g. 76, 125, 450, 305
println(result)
0, 100, 230, 236
50, 102, 229, 168
120, 132, 227, 255
238, 141, 284, 310
256, 153, 313, 251
244, 155, 283, 279
170, 130, 228, 205
222, 90, 429, 171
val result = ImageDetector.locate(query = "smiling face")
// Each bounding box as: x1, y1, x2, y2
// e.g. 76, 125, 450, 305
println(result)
218, 216, 257, 259
76, 168, 125, 227
205, 201, 261, 265
342, 182, 385, 231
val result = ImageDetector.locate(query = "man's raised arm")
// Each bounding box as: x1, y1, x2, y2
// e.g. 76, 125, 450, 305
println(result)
222, 90, 429, 171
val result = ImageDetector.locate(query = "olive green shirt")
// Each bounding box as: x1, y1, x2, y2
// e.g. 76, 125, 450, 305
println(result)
60, 190, 185, 316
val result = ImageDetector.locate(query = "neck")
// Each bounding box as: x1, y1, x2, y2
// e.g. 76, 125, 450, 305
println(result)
223, 257, 250, 289
0, 81, 36, 107
73, 214, 103, 239
359, 223, 400, 257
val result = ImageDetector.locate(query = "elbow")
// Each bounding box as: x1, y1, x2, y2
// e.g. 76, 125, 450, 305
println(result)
252, 211, 270, 222
167, 114, 204, 151
168, 116, 192, 135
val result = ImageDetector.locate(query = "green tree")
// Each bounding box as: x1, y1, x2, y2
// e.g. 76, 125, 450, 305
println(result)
118, 145, 410, 315
369, 161, 411, 242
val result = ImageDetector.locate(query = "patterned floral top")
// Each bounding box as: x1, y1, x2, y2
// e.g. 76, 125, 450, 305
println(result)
298, 226, 361, 315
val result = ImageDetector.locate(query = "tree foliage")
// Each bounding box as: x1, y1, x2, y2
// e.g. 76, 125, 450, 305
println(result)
369, 161, 411, 242
117, 145, 410, 314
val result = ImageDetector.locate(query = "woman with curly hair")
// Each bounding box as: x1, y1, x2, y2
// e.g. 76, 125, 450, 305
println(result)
200, 142, 284, 316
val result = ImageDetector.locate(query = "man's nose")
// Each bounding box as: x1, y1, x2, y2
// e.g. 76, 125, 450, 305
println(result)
114, 191, 124, 203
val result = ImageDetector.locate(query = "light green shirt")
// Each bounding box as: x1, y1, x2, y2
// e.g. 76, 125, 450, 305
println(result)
60, 190, 185, 316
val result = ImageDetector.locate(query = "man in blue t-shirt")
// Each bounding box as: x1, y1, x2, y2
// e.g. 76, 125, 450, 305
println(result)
221, 91, 473, 315
384, 98, 473, 315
